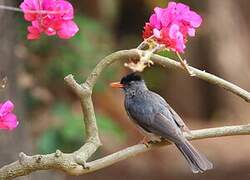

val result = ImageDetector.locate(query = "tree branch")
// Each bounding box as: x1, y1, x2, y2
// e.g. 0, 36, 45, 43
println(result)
150, 53, 250, 102
86, 49, 250, 102
1, 124, 250, 179
0, 49, 250, 179
83, 124, 250, 174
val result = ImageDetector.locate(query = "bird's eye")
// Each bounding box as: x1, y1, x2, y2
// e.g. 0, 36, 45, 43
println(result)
128, 81, 135, 85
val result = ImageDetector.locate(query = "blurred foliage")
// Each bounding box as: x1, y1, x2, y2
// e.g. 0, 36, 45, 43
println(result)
157, 50, 176, 59
143, 50, 176, 90
22, 15, 118, 93
45, 15, 117, 91
37, 102, 126, 154
21, 13, 186, 155
19, 15, 126, 154
22, 14, 180, 154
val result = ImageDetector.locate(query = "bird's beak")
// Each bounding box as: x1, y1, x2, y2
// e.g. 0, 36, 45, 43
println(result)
110, 82, 124, 88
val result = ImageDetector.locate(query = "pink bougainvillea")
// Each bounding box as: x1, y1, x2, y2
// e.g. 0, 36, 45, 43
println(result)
0, 100, 18, 130
20, 0, 79, 40
143, 2, 202, 53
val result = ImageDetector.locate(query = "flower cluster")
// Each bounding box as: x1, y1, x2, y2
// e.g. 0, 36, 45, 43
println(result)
143, 2, 202, 53
20, 0, 79, 40
0, 100, 18, 130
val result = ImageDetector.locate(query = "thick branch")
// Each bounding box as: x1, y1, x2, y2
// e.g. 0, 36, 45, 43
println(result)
64, 75, 101, 164
1, 49, 250, 179
83, 124, 250, 174
86, 49, 250, 102
1, 124, 250, 179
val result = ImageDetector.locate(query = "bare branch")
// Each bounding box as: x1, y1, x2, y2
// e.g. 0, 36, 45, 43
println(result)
86, 49, 250, 102
1, 124, 250, 179
64, 75, 101, 164
83, 124, 250, 174
150, 53, 250, 102
85, 50, 139, 89
0, 49, 250, 179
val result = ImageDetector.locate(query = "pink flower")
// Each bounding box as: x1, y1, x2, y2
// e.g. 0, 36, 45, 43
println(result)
20, 0, 79, 40
143, 2, 202, 53
0, 100, 18, 130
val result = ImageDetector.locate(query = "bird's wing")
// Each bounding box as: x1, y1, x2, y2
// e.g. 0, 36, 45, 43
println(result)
165, 103, 191, 133
148, 113, 185, 143
151, 91, 191, 133
125, 98, 155, 134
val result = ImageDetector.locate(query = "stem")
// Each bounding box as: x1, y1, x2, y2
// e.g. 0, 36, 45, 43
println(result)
0, 5, 70, 14
0, 5, 23, 12
137, 35, 155, 50
176, 52, 195, 76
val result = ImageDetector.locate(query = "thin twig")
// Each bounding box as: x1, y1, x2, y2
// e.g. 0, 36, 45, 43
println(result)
137, 35, 155, 50
0, 5, 70, 14
150, 52, 250, 102
176, 52, 195, 76
0, 5, 23, 12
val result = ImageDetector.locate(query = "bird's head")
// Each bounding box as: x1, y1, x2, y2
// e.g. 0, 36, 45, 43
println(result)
110, 73, 147, 94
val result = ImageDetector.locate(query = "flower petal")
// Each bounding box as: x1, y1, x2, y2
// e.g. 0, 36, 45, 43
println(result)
143, 23, 153, 39
0, 113, 18, 130
153, 28, 161, 38
149, 14, 161, 29
188, 28, 195, 37
21, 0, 78, 40
56, 0, 74, 20
57, 20, 79, 39
153, 7, 165, 28
169, 24, 180, 39
0, 100, 14, 117
27, 32, 41, 40
142, 1, 202, 53
45, 27, 57, 36
184, 11, 202, 28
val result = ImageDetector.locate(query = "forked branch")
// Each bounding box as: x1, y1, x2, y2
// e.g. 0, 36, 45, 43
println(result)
0, 49, 250, 179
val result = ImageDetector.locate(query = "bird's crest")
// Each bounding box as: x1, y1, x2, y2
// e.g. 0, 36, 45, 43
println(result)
121, 73, 142, 85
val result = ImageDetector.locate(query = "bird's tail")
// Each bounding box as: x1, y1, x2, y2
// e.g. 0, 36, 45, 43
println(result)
175, 139, 213, 173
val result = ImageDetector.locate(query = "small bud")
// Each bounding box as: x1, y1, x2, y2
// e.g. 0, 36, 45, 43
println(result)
55, 149, 62, 157
0, 76, 7, 89
19, 152, 27, 165
36, 155, 42, 163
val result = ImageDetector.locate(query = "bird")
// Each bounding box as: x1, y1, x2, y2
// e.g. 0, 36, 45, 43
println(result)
110, 73, 213, 173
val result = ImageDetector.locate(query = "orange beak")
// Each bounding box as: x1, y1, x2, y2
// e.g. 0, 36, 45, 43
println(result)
110, 82, 124, 88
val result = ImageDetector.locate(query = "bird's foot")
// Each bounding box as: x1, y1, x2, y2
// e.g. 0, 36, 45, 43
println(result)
148, 139, 162, 144
79, 161, 90, 170
139, 137, 150, 148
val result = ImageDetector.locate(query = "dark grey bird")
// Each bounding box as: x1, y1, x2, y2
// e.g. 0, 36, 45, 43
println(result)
110, 73, 213, 173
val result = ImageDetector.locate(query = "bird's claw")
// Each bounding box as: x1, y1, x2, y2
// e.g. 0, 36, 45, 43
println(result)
80, 161, 90, 170
139, 137, 150, 148
148, 139, 162, 144
144, 59, 154, 67
74, 157, 90, 170
143, 141, 150, 148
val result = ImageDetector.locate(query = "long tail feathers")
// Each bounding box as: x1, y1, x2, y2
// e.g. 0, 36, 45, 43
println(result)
176, 140, 213, 173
